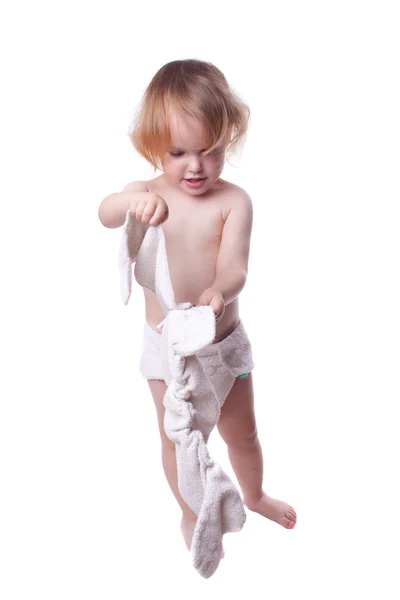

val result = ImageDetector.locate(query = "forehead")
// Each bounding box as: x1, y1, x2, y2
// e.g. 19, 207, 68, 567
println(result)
168, 111, 208, 150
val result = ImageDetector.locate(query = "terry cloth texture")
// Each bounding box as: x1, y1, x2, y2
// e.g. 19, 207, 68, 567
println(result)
119, 211, 255, 578
139, 320, 254, 409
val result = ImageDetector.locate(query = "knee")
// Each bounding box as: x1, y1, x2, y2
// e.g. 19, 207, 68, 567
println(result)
225, 429, 259, 451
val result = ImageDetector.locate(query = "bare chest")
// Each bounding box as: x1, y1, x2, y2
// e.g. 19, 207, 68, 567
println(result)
161, 201, 224, 303
164, 199, 223, 250
145, 179, 230, 302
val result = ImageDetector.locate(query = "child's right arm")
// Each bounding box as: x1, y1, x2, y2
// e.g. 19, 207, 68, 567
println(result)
98, 181, 169, 229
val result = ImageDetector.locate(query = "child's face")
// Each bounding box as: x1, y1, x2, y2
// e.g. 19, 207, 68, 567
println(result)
160, 111, 226, 196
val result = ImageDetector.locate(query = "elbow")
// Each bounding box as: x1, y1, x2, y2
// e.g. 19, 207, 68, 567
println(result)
98, 205, 106, 227
98, 196, 108, 227
236, 267, 248, 298
234, 265, 248, 285
240, 268, 248, 291
98, 194, 116, 228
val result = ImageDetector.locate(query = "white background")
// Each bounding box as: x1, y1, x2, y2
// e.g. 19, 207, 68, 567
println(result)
1, 1, 399, 598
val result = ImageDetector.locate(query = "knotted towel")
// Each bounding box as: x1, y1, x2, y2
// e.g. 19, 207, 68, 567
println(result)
119, 211, 247, 578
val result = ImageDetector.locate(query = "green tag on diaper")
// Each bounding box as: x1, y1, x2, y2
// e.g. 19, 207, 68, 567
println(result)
237, 373, 249, 379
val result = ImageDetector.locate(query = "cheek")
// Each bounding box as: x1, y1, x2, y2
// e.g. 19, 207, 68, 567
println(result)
210, 158, 224, 173
162, 158, 181, 178
171, 163, 184, 178
209, 150, 225, 168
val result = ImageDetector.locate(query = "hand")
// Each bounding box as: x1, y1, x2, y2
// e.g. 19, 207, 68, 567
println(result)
130, 192, 169, 226
196, 288, 225, 323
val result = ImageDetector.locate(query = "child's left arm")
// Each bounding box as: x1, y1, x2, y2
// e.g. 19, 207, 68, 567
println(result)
196, 191, 253, 322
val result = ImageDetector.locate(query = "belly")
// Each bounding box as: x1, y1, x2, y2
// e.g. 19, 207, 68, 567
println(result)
163, 215, 223, 303
167, 248, 218, 304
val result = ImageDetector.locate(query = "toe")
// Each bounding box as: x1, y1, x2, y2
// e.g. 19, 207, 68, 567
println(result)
284, 519, 296, 529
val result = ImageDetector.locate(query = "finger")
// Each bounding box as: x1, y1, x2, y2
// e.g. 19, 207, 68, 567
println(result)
134, 198, 147, 220
129, 198, 139, 215
149, 203, 167, 226
135, 197, 153, 221
160, 205, 169, 223
215, 305, 225, 322
210, 299, 219, 312
139, 198, 158, 224
199, 299, 211, 307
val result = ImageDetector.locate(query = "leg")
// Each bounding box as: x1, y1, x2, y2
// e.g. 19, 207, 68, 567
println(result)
147, 379, 225, 555
147, 379, 198, 548
217, 373, 297, 529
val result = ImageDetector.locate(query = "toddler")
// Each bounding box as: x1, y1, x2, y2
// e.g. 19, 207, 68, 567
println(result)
98, 59, 297, 552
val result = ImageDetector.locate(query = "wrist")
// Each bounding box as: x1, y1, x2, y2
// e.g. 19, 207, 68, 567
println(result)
210, 267, 246, 306
98, 192, 133, 229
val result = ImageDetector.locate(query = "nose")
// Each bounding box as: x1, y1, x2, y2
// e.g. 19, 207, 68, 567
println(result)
188, 154, 204, 174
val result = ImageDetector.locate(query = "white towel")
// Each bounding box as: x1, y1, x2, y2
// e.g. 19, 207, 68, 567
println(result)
119, 211, 246, 578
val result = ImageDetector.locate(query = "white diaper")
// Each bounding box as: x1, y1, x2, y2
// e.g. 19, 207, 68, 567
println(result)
140, 320, 254, 409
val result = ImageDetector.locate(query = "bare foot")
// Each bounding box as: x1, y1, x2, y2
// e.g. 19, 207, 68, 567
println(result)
180, 517, 225, 558
245, 492, 297, 529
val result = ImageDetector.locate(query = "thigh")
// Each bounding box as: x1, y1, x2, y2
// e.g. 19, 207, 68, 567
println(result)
217, 373, 257, 445
147, 379, 174, 448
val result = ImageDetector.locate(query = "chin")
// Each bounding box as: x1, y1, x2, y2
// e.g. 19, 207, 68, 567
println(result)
186, 187, 210, 197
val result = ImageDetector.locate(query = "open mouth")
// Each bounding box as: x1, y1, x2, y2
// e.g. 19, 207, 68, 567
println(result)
184, 178, 206, 188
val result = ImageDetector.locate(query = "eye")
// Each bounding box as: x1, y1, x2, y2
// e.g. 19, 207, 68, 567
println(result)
169, 151, 184, 157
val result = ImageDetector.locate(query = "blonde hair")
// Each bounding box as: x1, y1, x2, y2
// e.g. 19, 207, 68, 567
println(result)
129, 59, 250, 171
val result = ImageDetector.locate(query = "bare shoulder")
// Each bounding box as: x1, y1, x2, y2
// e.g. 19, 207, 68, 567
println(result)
218, 179, 253, 219
218, 178, 251, 200
122, 176, 167, 194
